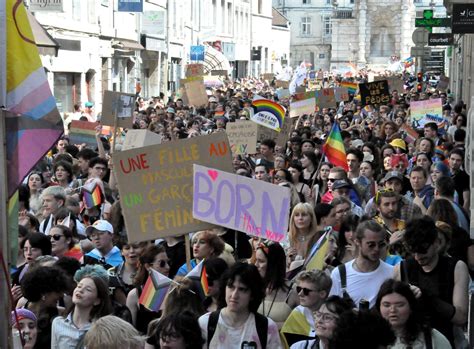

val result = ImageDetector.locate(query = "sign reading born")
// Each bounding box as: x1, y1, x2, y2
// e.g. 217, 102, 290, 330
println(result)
359, 80, 390, 106
113, 133, 234, 242
193, 164, 291, 242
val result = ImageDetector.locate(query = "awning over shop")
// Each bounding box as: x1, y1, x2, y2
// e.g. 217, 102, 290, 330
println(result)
203, 45, 231, 75
111, 39, 145, 52
26, 11, 60, 56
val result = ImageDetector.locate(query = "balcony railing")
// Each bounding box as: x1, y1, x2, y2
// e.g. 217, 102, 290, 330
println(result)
334, 9, 353, 19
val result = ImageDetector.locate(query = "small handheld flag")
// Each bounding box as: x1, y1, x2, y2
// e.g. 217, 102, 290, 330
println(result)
322, 123, 349, 171
139, 269, 172, 312
185, 260, 209, 297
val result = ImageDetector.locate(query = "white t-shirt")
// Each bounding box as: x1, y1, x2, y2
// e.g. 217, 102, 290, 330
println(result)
199, 311, 283, 349
329, 259, 393, 308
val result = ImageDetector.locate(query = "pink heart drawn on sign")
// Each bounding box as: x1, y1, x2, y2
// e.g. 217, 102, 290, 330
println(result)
208, 170, 219, 181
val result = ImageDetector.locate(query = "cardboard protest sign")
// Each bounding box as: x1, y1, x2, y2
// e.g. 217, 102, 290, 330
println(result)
69, 121, 99, 147
334, 87, 349, 102
122, 130, 162, 151
276, 89, 290, 100
289, 97, 315, 118
257, 116, 294, 148
226, 121, 258, 155
437, 76, 449, 91
186, 64, 204, 78
184, 79, 209, 107
102, 90, 135, 128
315, 88, 337, 108
374, 76, 404, 93
275, 80, 289, 89
250, 96, 286, 131
193, 164, 291, 242
262, 73, 274, 81
410, 98, 443, 129
113, 132, 234, 242
359, 80, 390, 106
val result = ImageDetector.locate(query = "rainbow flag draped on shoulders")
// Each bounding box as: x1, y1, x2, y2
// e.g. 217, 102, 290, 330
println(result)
139, 269, 173, 312
5, 0, 63, 198
322, 123, 348, 171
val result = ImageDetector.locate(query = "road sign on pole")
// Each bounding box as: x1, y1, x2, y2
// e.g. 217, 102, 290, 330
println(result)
412, 28, 430, 46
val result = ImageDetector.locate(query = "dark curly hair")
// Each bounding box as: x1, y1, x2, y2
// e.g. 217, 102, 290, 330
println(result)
404, 216, 437, 253
218, 262, 265, 314
21, 266, 68, 302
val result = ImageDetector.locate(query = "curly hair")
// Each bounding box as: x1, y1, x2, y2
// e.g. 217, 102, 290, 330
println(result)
191, 230, 225, 257
21, 266, 68, 302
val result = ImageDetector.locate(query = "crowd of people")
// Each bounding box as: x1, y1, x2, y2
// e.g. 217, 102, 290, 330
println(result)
8, 72, 473, 349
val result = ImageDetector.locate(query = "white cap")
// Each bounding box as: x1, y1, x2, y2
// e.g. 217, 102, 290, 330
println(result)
85, 220, 114, 236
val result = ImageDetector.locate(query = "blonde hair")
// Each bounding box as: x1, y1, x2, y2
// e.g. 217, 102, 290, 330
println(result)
288, 202, 318, 247
83, 315, 145, 349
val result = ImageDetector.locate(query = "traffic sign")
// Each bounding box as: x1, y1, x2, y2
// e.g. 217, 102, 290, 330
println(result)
415, 18, 451, 28
190, 45, 205, 61
412, 28, 430, 45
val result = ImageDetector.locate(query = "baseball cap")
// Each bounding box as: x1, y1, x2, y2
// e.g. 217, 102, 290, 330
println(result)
383, 171, 403, 183
332, 179, 352, 190
166, 107, 175, 114
208, 96, 218, 103
85, 220, 114, 236
85, 102, 94, 108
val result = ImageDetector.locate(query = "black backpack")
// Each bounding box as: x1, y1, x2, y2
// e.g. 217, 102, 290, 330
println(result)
207, 309, 268, 349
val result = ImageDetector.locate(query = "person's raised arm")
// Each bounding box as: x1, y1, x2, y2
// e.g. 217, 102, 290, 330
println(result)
451, 260, 469, 325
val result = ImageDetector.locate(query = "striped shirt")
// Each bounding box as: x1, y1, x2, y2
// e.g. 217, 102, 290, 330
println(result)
51, 313, 91, 349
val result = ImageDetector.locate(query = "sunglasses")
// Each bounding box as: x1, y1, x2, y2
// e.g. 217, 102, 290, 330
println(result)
327, 178, 339, 182
155, 260, 171, 268
375, 188, 394, 204
296, 286, 317, 296
50, 234, 64, 241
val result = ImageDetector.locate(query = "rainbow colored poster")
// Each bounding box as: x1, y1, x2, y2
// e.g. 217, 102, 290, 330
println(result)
250, 96, 286, 132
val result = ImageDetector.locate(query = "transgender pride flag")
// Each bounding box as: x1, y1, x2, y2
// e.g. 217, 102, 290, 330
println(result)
139, 269, 172, 312
5, 0, 63, 198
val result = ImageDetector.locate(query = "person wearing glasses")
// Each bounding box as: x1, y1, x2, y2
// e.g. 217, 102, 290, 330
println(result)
281, 270, 332, 347
329, 220, 393, 309
83, 220, 122, 270
393, 216, 469, 347
126, 244, 171, 333
290, 296, 355, 349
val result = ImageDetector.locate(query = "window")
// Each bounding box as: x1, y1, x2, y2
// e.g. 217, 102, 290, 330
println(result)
323, 16, 332, 35
350, 0, 354, 3
303, 0, 311, 4
319, 53, 325, 59
326, 0, 331, 4
301, 17, 311, 36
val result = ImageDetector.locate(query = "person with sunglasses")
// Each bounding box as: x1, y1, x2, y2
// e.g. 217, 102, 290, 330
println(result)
49, 225, 79, 259
329, 220, 393, 309
393, 216, 469, 347
126, 244, 171, 333
281, 270, 332, 347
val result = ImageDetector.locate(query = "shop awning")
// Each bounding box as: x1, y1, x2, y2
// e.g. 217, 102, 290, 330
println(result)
26, 11, 60, 56
203, 45, 231, 75
111, 39, 145, 52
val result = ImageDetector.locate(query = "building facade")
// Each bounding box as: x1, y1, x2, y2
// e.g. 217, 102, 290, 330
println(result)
30, 0, 290, 115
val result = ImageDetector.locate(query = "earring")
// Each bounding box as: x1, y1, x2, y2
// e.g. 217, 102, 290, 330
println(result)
41, 295, 46, 301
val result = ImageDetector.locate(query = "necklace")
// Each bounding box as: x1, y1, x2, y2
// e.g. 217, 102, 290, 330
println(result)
262, 289, 279, 317
297, 235, 307, 242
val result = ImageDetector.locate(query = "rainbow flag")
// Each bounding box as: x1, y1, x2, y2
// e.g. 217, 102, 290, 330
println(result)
340, 82, 358, 95
185, 260, 208, 298
322, 123, 348, 171
139, 269, 172, 312
82, 181, 104, 209
5, 0, 64, 198
251, 97, 286, 132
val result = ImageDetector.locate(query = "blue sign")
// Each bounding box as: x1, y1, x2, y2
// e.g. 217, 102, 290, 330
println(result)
190, 45, 205, 61
118, 0, 143, 12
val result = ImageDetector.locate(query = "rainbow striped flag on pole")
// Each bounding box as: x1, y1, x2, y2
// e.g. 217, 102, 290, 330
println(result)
322, 123, 349, 171
139, 269, 172, 312
5, 0, 63, 198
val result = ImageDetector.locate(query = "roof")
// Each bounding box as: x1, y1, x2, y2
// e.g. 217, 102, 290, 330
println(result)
272, 8, 289, 28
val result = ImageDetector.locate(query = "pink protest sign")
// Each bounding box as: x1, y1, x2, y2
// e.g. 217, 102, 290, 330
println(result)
193, 164, 291, 242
